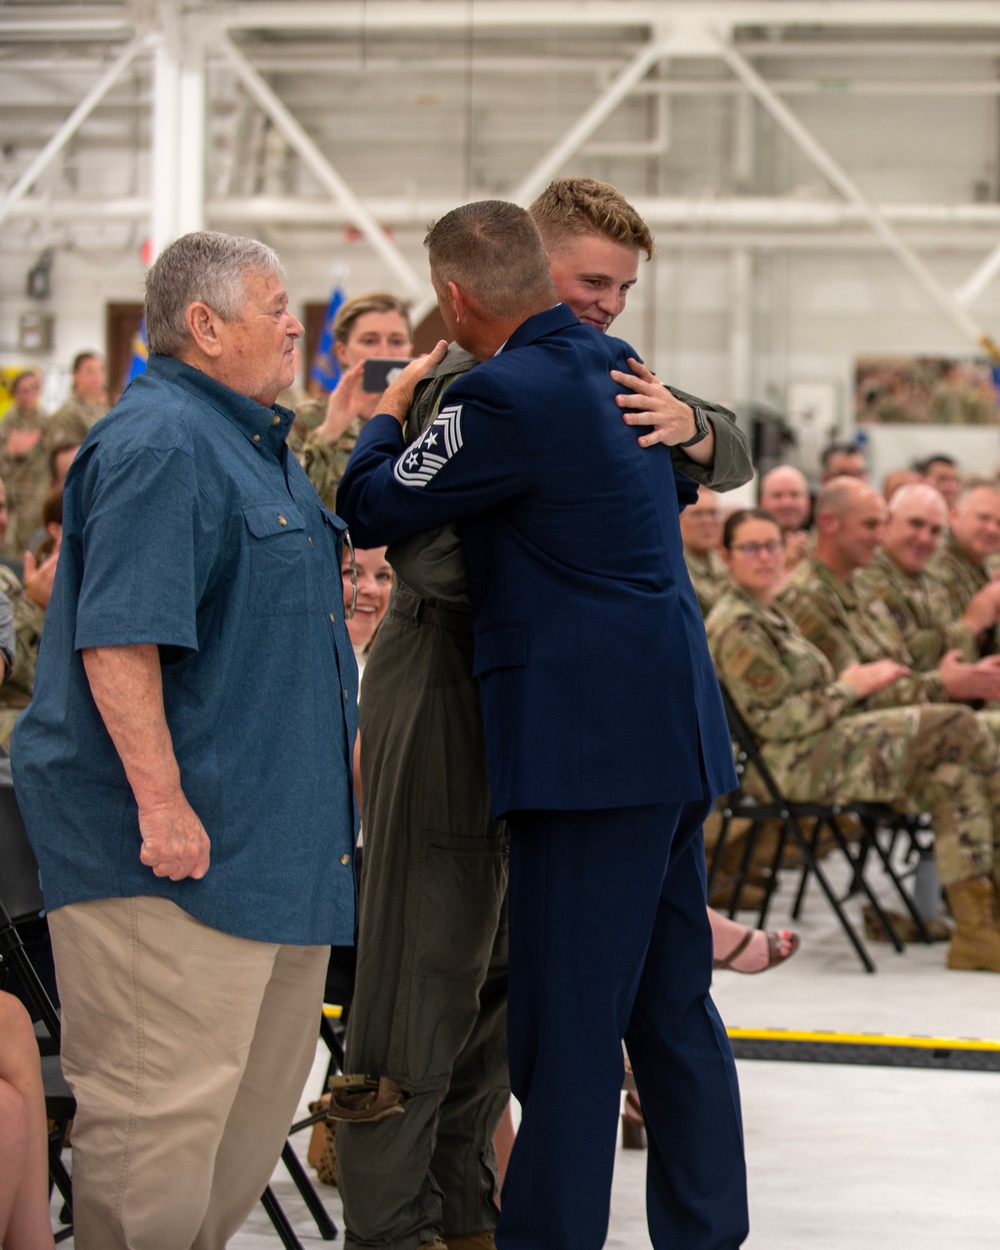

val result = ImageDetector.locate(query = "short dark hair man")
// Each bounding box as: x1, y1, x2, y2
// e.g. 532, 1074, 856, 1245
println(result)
820, 439, 868, 482
333, 179, 751, 1250
914, 453, 961, 509
12, 231, 359, 1248
337, 201, 747, 1250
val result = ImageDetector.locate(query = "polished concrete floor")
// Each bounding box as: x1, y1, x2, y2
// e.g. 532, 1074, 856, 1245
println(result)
55, 857, 1000, 1247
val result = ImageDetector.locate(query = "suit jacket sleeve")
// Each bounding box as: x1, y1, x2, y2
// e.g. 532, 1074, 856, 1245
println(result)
337, 375, 533, 549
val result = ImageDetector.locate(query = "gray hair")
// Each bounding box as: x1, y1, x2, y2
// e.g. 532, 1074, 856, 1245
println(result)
145, 231, 283, 356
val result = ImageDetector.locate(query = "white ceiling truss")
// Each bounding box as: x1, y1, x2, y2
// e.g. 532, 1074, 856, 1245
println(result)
4, 2, 1000, 350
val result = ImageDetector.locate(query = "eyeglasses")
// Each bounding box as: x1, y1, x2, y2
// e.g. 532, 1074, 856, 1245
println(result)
731, 541, 783, 558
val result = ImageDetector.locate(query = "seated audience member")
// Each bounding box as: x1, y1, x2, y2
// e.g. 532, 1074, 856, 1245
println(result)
1, 371, 48, 436
303, 293, 413, 509
856, 483, 1000, 685
778, 477, 996, 710
882, 467, 921, 502
29, 491, 62, 565
0, 478, 49, 748
758, 464, 812, 571
926, 477, 1000, 653
340, 544, 393, 680
819, 440, 868, 482
914, 453, 962, 509
0, 431, 50, 563
0, 990, 57, 1250
680, 486, 730, 615
47, 440, 80, 492
49, 351, 108, 442
707, 508, 1000, 973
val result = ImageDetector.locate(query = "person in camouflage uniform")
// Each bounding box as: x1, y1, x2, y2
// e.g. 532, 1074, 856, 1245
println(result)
0, 371, 48, 439
708, 507, 1000, 973
680, 486, 731, 616
856, 482, 979, 670
49, 351, 109, 443
0, 562, 44, 748
334, 179, 756, 1250
779, 477, 1000, 710
302, 293, 413, 510
925, 477, 1000, 655
758, 464, 813, 574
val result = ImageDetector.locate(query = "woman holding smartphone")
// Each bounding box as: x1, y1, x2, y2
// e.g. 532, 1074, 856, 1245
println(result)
303, 291, 413, 509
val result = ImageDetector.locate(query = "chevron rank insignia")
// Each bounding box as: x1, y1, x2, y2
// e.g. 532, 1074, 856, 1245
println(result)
393, 403, 464, 487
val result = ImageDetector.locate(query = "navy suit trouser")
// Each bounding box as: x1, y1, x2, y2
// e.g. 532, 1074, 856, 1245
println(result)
499, 799, 749, 1250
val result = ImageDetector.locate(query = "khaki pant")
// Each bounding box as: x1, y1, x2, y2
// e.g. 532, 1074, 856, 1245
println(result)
49, 896, 328, 1250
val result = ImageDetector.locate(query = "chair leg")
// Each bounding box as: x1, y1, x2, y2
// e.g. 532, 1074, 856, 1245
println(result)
281, 1140, 338, 1240
869, 823, 936, 945
261, 1185, 307, 1250
780, 813, 877, 973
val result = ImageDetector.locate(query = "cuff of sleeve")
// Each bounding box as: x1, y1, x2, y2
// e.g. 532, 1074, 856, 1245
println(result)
829, 679, 859, 709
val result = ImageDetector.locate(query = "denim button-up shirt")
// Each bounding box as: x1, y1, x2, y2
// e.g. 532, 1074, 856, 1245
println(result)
12, 354, 359, 945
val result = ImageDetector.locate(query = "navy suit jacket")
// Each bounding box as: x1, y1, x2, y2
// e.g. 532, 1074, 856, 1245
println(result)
338, 304, 737, 819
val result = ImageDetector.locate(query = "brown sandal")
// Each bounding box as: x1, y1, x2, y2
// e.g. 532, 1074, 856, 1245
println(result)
713, 927, 800, 973
621, 1090, 646, 1150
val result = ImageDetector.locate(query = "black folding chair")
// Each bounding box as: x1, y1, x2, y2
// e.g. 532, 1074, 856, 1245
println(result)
0, 783, 74, 1241
709, 686, 933, 972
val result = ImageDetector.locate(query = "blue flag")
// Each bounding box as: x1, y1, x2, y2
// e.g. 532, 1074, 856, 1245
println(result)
310, 286, 345, 392
127, 317, 148, 383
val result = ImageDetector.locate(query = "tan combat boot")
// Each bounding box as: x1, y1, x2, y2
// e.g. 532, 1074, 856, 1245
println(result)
944, 876, 1000, 972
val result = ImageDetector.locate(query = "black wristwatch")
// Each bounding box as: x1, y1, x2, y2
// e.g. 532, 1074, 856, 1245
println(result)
677, 404, 711, 448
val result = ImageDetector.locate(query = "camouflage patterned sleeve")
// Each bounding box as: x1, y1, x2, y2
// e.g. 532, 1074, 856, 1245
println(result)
778, 584, 859, 674
709, 615, 858, 743
302, 435, 351, 512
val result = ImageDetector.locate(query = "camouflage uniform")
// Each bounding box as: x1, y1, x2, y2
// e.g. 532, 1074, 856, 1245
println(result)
0, 440, 52, 559
0, 403, 51, 442
706, 585, 1000, 885
48, 393, 107, 444
0, 565, 42, 749
684, 547, 731, 618
856, 546, 976, 670
302, 417, 366, 511
275, 386, 325, 463
777, 554, 948, 707
925, 531, 1000, 655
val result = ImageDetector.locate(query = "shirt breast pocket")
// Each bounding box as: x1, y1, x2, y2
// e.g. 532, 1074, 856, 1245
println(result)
243, 502, 309, 617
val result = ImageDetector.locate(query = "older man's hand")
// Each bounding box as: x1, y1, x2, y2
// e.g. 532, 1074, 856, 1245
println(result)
138, 793, 211, 881
377, 341, 450, 425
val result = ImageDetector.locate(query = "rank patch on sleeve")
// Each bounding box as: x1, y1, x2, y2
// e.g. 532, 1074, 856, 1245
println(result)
393, 403, 464, 487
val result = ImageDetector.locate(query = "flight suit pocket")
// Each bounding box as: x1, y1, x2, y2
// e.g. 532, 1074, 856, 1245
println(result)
243, 503, 308, 616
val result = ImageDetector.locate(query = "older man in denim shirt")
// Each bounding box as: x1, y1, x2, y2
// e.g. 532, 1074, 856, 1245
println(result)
12, 232, 358, 1250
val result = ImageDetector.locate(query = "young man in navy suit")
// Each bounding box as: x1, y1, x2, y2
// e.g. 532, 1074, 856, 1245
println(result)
337, 200, 748, 1250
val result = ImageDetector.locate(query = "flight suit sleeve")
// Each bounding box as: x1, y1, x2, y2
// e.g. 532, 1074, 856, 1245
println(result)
666, 386, 753, 492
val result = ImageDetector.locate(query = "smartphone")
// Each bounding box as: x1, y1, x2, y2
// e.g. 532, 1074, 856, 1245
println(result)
362, 357, 412, 393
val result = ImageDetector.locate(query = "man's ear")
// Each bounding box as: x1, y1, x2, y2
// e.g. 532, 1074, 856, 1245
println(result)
185, 301, 225, 359
447, 280, 469, 325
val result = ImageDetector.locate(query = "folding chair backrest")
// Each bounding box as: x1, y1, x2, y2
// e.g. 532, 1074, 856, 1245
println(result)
719, 684, 789, 811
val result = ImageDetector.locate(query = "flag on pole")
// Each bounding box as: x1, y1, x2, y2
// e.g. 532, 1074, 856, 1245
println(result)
310, 286, 346, 392
127, 317, 148, 384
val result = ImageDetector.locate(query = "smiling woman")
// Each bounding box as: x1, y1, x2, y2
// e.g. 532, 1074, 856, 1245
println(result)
341, 544, 394, 672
